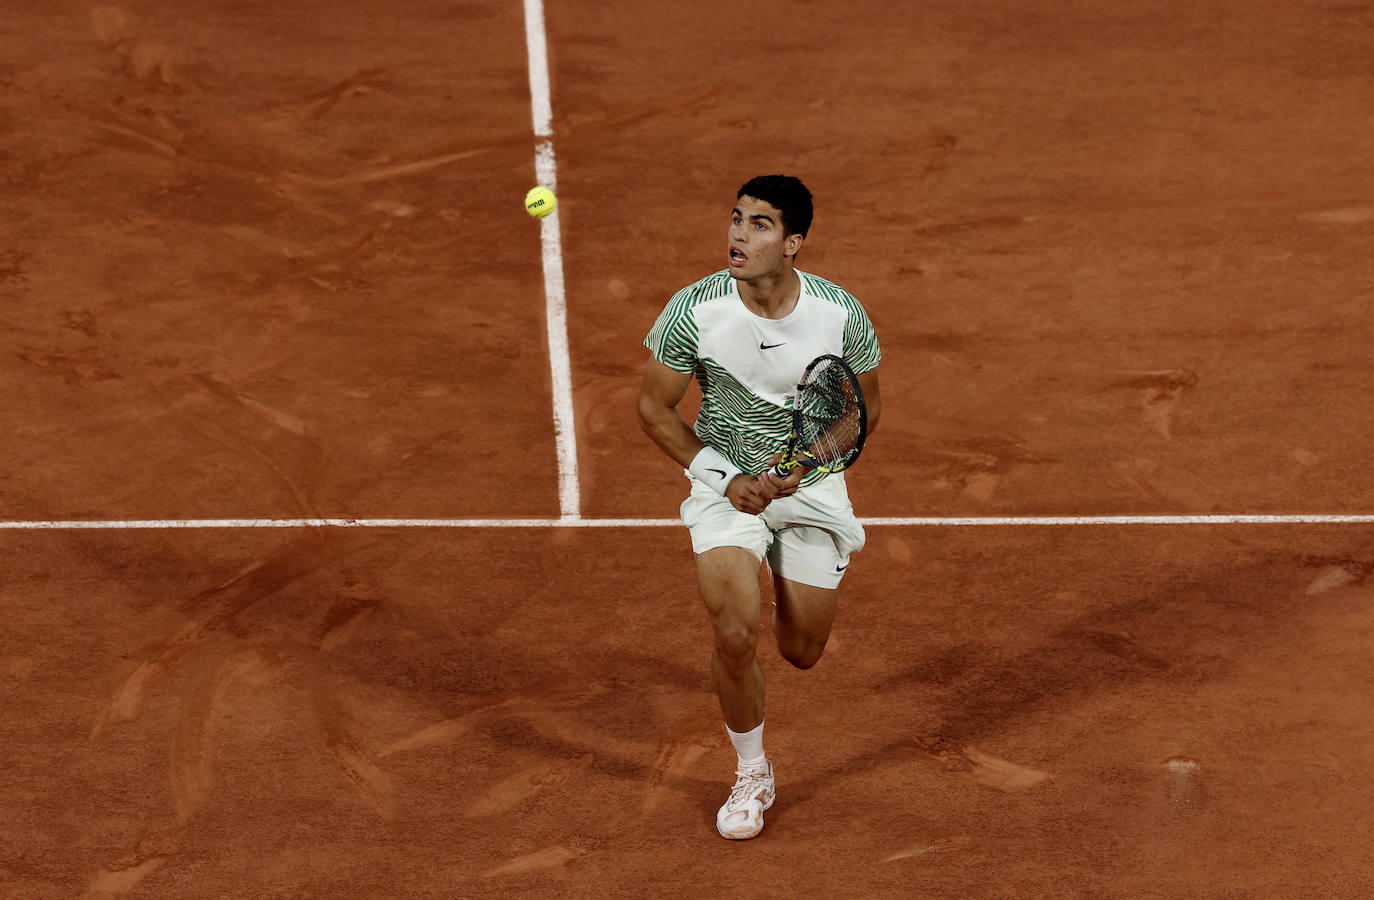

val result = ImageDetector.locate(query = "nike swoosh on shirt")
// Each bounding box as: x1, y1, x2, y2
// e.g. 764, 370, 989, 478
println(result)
835, 563, 849, 572
759, 342, 785, 350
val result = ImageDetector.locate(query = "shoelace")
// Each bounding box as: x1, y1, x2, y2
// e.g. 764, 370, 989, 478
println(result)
726, 768, 772, 807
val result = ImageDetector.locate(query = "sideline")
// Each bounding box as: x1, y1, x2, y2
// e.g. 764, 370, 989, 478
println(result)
524, 0, 579, 518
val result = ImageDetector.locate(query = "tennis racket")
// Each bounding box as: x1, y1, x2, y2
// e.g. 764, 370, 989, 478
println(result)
771, 354, 868, 476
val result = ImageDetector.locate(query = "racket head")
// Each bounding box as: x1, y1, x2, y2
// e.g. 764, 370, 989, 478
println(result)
785, 354, 867, 474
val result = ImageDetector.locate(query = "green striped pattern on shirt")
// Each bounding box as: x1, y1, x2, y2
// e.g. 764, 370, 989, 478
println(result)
644, 270, 881, 481
799, 272, 883, 375
642, 271, 734, 374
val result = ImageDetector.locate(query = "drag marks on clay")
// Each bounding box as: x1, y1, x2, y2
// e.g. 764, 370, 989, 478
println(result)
258, 69, 394, 123
304, 148, 497, 188
1111, 459, 1174, 505
247, 227, 385, 289
561, 81, 726, 139
84, 833, 179, 897
75, 104, 349, 229
1304, 567, 1361, 595
378, 705, 502, 758
640, 737, 714, 816
314, 683, 398, 820
85, 855, 167, 896
379, 680, 614, 760
190, 372, 310, 437
86, 116, 181, 160
171, 649, 278, 822
160, 372, 321, 516
316, 594, 381, 652
884, 834, 972, 863
481, 835, 607, 879
1297, 206, 1374, 224
1298, 554, 1370, 596
464, 754, 594, 819
92, 532, 367, 735
1078, 629, 1170, 672
962, 747, 1053, 792
16, 349, 121, 384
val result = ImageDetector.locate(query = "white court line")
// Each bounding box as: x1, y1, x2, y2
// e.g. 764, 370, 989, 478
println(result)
3, 515, 1374, 530
523, 0, 579, 518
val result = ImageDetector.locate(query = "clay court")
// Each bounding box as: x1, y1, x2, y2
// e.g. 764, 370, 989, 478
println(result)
4, 0, 1374, 896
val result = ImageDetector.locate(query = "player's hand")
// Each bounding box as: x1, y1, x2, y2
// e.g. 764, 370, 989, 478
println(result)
724, 473, 775, 515
758, 453, 803, 501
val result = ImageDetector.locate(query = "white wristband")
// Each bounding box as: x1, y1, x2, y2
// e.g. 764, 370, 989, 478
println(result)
688, 446, 743, 496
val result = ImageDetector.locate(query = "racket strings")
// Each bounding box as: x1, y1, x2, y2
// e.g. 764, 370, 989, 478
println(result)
795, 359, 862, 466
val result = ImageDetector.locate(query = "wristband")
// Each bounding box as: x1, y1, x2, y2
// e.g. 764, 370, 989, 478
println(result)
688, 446, 743, 496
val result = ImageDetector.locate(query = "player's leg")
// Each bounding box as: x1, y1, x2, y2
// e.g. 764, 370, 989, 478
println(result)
695, 546, 766, 731
680, 476, 777, 840
760, 473, 865, 670
770, 575, 838, 670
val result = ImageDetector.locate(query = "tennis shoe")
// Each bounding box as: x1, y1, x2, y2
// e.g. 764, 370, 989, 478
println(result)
715, 759, 775, 840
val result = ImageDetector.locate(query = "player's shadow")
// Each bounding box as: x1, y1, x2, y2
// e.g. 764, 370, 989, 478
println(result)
785, 548, 1308, 801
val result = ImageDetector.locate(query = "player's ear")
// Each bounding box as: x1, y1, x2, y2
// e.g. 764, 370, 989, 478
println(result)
784, 232, 804, 258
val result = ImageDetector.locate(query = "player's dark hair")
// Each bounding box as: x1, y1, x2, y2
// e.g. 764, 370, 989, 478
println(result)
737, 175, 813, 238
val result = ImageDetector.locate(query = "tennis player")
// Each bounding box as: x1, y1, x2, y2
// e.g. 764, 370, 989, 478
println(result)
637, 175, 882, 840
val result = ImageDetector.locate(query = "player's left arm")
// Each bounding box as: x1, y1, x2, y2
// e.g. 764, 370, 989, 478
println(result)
839, 291, 881, 435
857, 367, 880, 434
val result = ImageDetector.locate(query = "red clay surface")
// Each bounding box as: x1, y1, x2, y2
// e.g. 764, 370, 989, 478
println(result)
4, 1, 1374, 897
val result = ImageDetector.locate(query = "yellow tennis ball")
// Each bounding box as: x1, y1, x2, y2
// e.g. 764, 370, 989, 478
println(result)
524, 185, 557, 218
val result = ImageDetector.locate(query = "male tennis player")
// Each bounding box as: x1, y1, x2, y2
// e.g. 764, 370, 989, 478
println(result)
637, 175, 882, 840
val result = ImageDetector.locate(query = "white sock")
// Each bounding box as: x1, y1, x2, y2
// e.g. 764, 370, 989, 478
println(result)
726, 720, 766, 769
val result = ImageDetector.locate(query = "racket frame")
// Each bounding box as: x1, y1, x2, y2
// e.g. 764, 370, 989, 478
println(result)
773, 354, 868, 477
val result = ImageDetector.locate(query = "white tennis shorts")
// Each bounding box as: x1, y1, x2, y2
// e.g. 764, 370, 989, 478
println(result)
679, 470, 866, 589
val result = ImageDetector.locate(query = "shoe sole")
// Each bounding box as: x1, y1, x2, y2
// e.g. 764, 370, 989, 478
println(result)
716, 789, 775, 840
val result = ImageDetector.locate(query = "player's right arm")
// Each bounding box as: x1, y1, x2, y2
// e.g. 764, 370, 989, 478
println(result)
636, 357, 775, 515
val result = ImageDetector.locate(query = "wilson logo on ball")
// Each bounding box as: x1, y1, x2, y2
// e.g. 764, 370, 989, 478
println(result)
524, 187, 557, 218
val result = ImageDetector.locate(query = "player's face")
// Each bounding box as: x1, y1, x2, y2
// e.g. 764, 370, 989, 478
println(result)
727, 196, 802, 280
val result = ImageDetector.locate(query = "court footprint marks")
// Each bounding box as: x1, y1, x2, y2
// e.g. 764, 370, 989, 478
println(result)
1110, 369, 1199, 440
1297, 554, 1372, 596
921, 438, 1054, 504
90, 6, 176, 86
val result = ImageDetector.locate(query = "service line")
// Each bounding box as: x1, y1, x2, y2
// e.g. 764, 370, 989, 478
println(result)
4, 515, 1374, 530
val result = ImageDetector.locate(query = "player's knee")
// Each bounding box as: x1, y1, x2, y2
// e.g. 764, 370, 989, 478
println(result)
713, 624, 759, 673
780, 640, 825, 670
